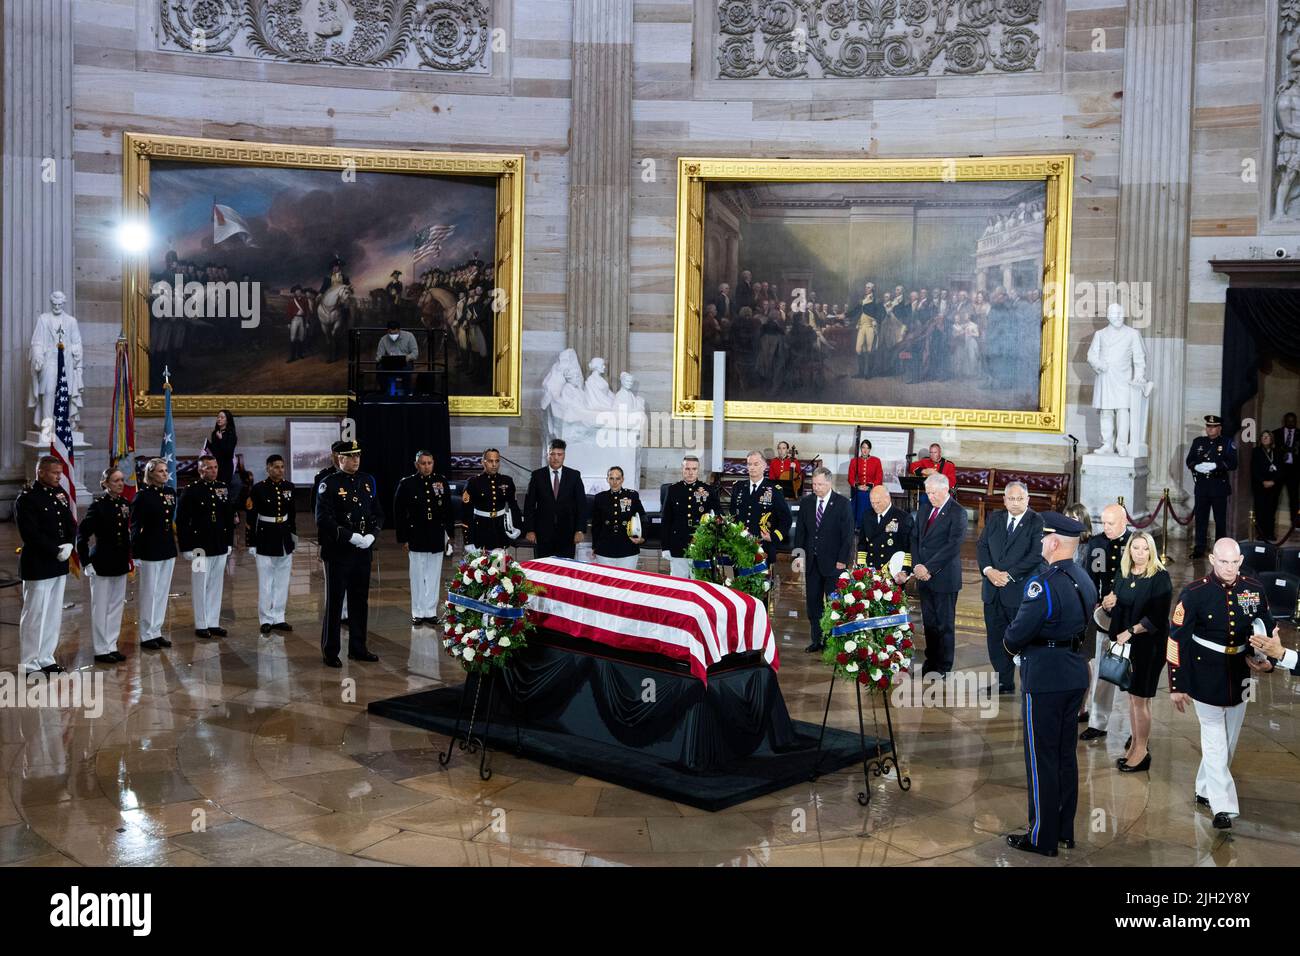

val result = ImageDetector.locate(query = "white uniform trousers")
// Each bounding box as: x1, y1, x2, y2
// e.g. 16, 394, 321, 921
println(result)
255, 553, 293, 625
1087, 631, 1126, 731
1193, 698, 1248, 817
408, 550, 444, 619
669, 557, 693, 579
190, 551, 228, 630
88, 573, 127, 654
596, 553, 640, 570
19, 575, 67, 673
137, 558, 176, 641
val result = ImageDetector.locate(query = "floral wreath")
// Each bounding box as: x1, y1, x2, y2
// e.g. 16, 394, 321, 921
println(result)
441, 549, 543, 674
684, 513, 770, 600
818, 566, 914, 690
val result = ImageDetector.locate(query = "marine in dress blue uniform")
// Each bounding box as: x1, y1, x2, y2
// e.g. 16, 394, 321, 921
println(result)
1186, 415, 1237, 558
246, 455, 297, 634
14, 458, 76, 674
1002, 511, 1096, 857
316, 440, 383, 666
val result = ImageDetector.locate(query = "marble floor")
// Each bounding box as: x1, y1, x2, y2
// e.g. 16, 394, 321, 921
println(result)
1, 526, 1297, 868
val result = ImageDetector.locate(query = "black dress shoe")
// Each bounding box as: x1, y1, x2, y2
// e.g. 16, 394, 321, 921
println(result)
804, 642, 824, 653
158, 636, 173, 648
1059, 838, 1075, 849
1194, 793, 1210, 807
140, 638, 162, 650
411, 617, 423, 626
109, 651, 127, 662
323, 655, 342, 668
1079, 727, 1107, 741
348, 650, 380, 662
195, 629, 211, 639
40, 663, 66, 675
1212, 812, 1232, 829
93, 653, 120, 665
260, 623, 273, 634
208, 627, 228, 637
1118, 752, 1151, 773
271, 622, 293, 632
1006, 833, 1057, 857
422, 617, 440, 627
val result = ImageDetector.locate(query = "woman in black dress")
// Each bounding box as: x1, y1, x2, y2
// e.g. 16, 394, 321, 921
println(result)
207, 409, 238, 485
1252, 429, 1282, 540
1102, 530, 1171, 773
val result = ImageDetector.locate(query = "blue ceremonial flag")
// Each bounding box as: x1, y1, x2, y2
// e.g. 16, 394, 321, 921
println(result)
160, 368, 177, 488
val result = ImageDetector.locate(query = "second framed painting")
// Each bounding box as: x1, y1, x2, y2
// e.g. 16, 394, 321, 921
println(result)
673, 155, 1074, 432
121, 133, 524, 417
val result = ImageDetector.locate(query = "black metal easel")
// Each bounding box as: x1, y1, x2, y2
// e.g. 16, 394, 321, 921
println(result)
810, 666, 911, 805
437, 668, 523, 781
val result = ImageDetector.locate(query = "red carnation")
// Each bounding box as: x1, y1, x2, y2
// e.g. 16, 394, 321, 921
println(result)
858, 672, 870, 685
831, 600, 842, 610
877, 676, 889, 688
857, 647, 868, 660
852, 568, 865, 581
836, 652, 849, 665
901, 637, 913, 649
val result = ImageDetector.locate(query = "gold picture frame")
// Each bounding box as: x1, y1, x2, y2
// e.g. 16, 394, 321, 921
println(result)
672, 155, 1074, 432
121, 132, 524, 416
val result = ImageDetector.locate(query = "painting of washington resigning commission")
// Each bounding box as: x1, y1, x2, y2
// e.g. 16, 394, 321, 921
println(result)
123, 135, 525, 416
674, 157, 1073, 432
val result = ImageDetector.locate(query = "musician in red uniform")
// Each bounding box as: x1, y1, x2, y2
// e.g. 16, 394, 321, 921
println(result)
848, 437, 884, 526
769, 441, 802, 499
910, 443, 957, 512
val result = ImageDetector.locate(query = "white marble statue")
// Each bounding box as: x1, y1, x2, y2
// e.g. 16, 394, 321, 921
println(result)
540, 350, 646, 492
29, 291, 84, 438
1275, 50, 1300, 220
1087, 302, 1150, 456
584, 357, 616, 411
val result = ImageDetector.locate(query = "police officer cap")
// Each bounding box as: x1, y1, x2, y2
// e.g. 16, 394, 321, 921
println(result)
1204, 414, 1222, 425
330, 440, 350, 455
1039, 511, 1086, 536
337, 440, 361, 456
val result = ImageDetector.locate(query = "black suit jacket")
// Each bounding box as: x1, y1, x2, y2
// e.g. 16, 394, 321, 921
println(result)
1273, 426, 1299, 470
976, 508, 1044, 608
524, 465, 587, 547
910, 498, 967, 593
793, 491, 855, 576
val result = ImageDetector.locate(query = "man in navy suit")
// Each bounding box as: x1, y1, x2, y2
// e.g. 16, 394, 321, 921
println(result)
524, 439, 588, 559
792, 466, 856, 653
976, 482, 1044, 695
899, 472, 968, 676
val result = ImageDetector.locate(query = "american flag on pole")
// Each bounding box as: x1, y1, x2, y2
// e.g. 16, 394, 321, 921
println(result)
160, 368, 177, 488
520, 558, 778, 683
110, 337, 137, 500
51, 341, 80, 573
413, 224, 455, 263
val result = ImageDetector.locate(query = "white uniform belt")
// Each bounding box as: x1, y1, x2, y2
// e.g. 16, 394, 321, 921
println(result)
1192, 634, 1246, 655
472, 509, 505, 518
257, 514, 288, 523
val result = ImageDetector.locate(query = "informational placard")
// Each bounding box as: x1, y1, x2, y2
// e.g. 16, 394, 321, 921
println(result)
855, 426, 914, 493
288, 420, 341, 485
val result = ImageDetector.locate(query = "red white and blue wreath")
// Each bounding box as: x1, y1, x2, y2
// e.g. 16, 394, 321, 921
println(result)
818, 566, 914, 690
441, 550, 542, 674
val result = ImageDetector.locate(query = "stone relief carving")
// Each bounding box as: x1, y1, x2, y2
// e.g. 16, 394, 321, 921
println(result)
715, 0, 1042, 79
1273, 2, 1300, 220
158, 0, 491, 73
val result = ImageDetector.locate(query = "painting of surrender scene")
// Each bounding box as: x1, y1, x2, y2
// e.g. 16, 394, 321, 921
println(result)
145, 160, 498, 396
699, 179, 1050, 413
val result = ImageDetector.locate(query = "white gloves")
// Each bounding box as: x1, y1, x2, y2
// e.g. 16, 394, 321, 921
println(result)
445, 541, 455, 558
181, 550, 195, 561
56, 543, 73, 562
1194, 462, 1216, 474
661, 550, 671, 560
84, 564, 97, 578
349, 533, 365, 548
247, 548, 257, 557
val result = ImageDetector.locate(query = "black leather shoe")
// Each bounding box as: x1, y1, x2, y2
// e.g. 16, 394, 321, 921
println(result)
1194, 794, 1210, 807
208, 627, 228, 637
271, 622, 293, 632
260, 623, 272, 634
1079, 727, 1107, 741
1212, 812, 1232, 829
1006, 833, 1057, 857
411, 617, 423, 626
158, 636, 173, 648
804, 642, 824, 653
195, 629, 211, 639
40, 663, 66, 675
422, 617, 440, 627
1118, 753, 1151, 773
140, 638, 162, 650
93, 653, 120, 665
1059, 838, 1075, 849
323, 656, 342, 668
348, 650, 380, 662
109, 651, 127, 662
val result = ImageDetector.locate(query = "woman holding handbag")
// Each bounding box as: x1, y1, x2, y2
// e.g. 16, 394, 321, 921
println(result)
1101, 530, 1171, 773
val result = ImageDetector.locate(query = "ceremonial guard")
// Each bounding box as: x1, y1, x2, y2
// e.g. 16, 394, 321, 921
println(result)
314, 440, 348, 621
1186, 415, 1237, 558
731, 451, 792, 548
1002, 511, 1095, 857
462, 448, 522, 552
77, 465, 132, 664
316, 440, 383, 667
131, 458, 178, 650
589, 466, 645, 569
393, 450, 454, 626
246, 454, 297, 635
1167, 539, 1276, 829
847, 437, 884, 526
661, 455, 720, 578
858, 484, 913, 575
177, 454, 235, 639
1080, 503, 1130, 741
768, 441, 802, 499
15, 456, 75, 675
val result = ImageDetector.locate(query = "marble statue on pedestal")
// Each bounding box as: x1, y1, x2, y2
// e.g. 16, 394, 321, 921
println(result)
1087, 303, 1152, 456
540, 350, 645, 492
29, 291, 84, 441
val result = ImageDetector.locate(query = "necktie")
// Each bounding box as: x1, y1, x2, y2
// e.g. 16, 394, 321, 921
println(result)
926, 505, 939, 534
552, 471, 559, 497
752, 484, 758, 497
816, 497, 825, 529
1008, 515, 1018, 536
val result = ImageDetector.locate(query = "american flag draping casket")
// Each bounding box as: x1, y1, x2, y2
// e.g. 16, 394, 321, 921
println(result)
520, 558, 778, 683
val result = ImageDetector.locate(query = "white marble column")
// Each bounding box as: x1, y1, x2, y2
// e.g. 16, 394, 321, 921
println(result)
1, 0, 76, 510
1113, 0, 1195, 502
565, 0, 633, 379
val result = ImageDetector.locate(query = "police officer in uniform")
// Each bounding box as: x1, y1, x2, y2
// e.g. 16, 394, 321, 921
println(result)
177, 453, 235, 639
393, 450, 454, 626
1080, 503, 1131, 742
1002, 511, 1096, 857
461, 448, 522, 552
1167, 537, 1277, 829
314, 441, 348, 621
246, 454, 297, 635
660, 455, 720, 577
316, 440, 383, 667
858, 483, 913, 573
77, 465, 133, 664
1187, 415, 1237, 558
15, 456, 75, 675
132, 458, 178, 650
591, 466, 647, 569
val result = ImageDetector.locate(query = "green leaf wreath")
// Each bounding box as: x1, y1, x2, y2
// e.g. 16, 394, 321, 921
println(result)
818, 566, 915, 691
684, 513, 770, 600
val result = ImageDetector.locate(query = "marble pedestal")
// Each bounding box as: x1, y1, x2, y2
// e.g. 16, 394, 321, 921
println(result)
1080, 453, 1149, 520
20, 430, 92, 509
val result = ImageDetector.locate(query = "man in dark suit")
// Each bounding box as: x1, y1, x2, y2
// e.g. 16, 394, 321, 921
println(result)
901, 472, 968, 676
976, 481, 1044, 694
1273, 411, 1299, 528
735, 270, 754, 313
524, 439, 587, 559
792, 467, 856, 653
858, 484, 913, 573
712, 283, 734, 321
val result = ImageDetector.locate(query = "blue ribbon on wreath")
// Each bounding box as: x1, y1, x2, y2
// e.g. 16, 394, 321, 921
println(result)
831, 611, 910, 637
692, 558, 768, 577
448, 592, 526, 619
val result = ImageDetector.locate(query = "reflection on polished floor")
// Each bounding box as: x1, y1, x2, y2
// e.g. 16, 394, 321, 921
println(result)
1, 525, 1298, 868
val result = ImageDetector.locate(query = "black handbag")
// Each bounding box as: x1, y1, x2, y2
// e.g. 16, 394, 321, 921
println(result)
1098, 640, 1133, 691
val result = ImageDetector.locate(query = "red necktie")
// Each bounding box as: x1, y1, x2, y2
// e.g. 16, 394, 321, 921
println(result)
926, 505, 939, 534
552, 471, 559, 497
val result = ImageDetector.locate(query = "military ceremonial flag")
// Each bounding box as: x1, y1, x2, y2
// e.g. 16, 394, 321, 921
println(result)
161, 367, 177, 488
110, 337, 137, 500
51, 341, 80, 573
